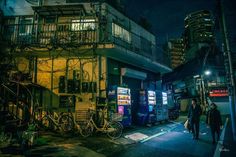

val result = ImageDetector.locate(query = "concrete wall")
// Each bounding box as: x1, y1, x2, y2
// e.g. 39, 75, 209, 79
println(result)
14, 55, 107, 110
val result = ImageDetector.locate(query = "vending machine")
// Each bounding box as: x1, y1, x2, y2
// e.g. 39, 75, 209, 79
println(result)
162, 92, 169, 121
108, 86, 132, 127
162, 92, 168, 105
156, 91, 169, 122
137, 90, 156, 125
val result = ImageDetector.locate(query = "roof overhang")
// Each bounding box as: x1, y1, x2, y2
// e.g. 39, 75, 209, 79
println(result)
97, 44, 172, 74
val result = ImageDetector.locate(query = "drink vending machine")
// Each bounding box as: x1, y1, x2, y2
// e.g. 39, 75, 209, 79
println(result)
162, 92, 169, 120
156, 91, 169, 122
108, 86, 132, 127
137, 90, 156, 125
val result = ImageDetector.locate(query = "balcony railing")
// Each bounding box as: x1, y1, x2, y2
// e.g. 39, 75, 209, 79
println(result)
2, 22, 155, 61
3, 23, 98, 47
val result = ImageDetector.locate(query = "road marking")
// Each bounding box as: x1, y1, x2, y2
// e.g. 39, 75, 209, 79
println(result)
200, 132, 207, 135
140, 131, 167, 143
169, 121, 183, 125
140, 124, 179, 143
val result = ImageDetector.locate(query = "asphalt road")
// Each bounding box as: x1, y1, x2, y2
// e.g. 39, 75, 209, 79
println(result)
110, 122, 216, 157
0, 117, 218, 157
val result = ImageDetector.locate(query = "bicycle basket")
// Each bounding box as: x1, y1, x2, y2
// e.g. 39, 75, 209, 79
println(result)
75, 109, 90, 123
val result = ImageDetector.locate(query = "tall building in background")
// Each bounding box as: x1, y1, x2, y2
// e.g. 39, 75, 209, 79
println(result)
168, 38, 185, 69
184, 10, 215, 48
183, 10, 215, 61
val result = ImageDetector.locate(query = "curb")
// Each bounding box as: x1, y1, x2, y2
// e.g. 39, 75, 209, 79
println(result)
214, 118, 229, 157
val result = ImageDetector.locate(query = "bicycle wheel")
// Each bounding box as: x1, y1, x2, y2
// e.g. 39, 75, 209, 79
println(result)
106, 121, 123, 139
80, 122, 94, 137
59, 114, 74, 133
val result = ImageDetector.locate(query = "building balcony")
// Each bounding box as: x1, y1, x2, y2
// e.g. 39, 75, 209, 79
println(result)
2, 22, 153, 57
2, 22, 170, 73
3, 23, 98, 47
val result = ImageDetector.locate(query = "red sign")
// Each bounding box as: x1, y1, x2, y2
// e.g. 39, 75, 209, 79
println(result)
209, 89, 228, 97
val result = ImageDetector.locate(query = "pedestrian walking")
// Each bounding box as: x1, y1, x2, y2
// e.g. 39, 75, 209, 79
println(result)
206, 103, 222, 144
188, 98, 202, 140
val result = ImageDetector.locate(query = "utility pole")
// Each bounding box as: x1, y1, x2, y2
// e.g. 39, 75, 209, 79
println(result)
218, 0, 236, 141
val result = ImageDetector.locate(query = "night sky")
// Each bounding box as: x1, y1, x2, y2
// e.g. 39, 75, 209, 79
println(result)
123, 0, 236, 52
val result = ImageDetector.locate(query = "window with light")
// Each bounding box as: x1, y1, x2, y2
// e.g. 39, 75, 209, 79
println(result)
112, 23, 131, 43
71, 19, 96, 31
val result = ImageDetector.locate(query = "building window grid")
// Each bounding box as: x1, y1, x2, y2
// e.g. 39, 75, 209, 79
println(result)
112, 23, 131, 43
19, 17, 33, 36
71, 19, 96, 31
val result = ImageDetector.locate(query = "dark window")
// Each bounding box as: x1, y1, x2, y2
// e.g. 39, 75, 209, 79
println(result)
19, 17, 33, 35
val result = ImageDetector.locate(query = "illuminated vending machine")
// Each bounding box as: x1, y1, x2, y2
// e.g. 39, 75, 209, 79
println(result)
147, 90, 157, 124
162, 92, 169, 121
137, 90, 156, 125
156, 91, 168, 122
108, 86, 132, 127
155, 90, 162, 121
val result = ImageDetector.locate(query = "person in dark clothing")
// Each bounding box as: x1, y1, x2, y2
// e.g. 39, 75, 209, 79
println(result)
188, 98, 202, 140
206, 103, 222, 144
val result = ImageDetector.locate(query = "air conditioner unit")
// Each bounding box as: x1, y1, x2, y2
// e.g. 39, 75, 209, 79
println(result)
121, 68, 147, 80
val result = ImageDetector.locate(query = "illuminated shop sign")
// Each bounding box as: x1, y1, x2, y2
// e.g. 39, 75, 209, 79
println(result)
209, 89, 228, 97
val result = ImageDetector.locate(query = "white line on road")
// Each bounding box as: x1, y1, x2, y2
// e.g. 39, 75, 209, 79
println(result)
140, 124, 179, 143
140, 131, 167, 143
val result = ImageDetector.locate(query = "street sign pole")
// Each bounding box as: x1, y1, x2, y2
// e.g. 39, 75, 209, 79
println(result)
219, 0, 236, 141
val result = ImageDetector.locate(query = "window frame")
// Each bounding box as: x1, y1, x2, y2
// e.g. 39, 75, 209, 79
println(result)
112, 23, 131, 43
19, 17, 33, 36
71, 19, 96, 31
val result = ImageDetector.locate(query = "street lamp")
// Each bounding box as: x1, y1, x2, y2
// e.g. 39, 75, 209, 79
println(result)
201, 70, 211, 112
204, 70, 211, 76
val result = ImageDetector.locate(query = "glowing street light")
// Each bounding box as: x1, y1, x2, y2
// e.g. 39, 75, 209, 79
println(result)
204, 70, 211, 76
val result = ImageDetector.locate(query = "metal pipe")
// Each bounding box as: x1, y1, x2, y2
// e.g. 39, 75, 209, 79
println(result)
98, 55, 101, 97
34, 57, 38, 83
50, 57, 54, 110
65, 59, 69, 93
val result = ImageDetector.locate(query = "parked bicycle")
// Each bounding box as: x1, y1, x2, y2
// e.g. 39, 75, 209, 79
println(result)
74, 105, 123, 140
39, 109, 74, 133
59, 110, 87, 137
